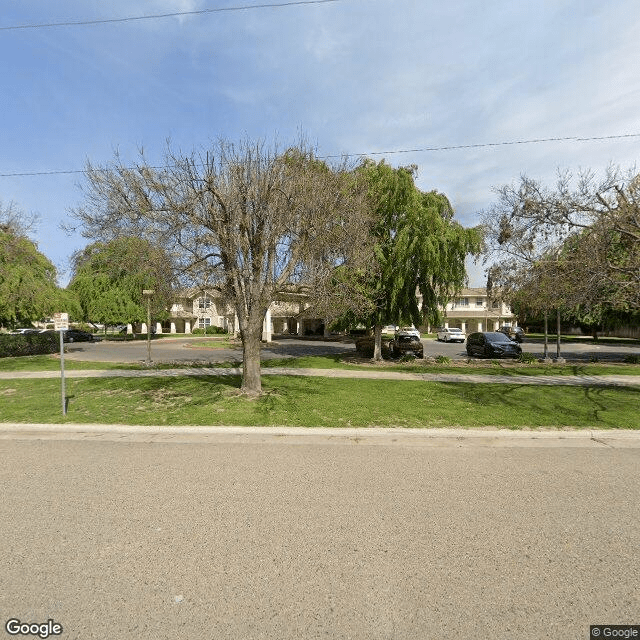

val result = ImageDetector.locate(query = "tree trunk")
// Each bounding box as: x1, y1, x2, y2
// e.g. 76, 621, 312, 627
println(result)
373, 324, 383, 361
240, 316, 264, 397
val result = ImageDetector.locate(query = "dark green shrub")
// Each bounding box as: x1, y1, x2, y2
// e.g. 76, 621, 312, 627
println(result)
205, 325, 227, 335
191, 328, 205, 335
74, 322, 97, 334
355, 336, 391, 358
623, 354, 640, 364
0, 332, 59, 358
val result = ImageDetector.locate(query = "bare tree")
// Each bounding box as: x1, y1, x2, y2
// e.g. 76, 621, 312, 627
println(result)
71, 138, 372, 395
484, 166, 640, 355
0, 200, 39, 237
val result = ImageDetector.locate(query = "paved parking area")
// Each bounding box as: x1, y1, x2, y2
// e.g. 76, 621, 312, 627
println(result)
62, 335, 640, 364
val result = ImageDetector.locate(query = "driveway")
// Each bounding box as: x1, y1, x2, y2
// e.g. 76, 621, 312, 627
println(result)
62, 336, 356, 364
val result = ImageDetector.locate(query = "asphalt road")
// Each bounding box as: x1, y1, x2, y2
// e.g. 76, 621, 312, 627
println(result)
63, 335, 640, 364
1, 432, 638, 640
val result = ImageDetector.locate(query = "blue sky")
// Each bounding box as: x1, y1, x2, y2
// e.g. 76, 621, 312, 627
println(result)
1, 0, 639, 286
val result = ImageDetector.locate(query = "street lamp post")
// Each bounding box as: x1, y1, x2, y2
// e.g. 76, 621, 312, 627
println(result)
143, 289, 155, 364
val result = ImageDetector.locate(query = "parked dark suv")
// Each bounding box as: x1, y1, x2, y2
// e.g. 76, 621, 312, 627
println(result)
497, 326, 525, 343
466, 332, 522, 358
390, 332, 424, 358
42, 329, 100, 343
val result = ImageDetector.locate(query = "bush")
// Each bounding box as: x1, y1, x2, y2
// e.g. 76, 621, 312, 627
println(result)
623, 354, 640, 364
435, 355, 451, 364
191, 328, 204, 335
74, 322, 97, 334
355, 336, 391, 358
0, 332, 59, 358
518, 352, 537, 364
205, 325, 227, 335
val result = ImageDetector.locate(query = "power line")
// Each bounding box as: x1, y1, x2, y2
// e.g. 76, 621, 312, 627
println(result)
322, 133, 640, 158
0, 0, 342, 31
1, 133, 638, 178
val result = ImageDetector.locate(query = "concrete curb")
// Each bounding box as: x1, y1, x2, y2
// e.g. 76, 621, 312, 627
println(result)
1, 423, 639, 447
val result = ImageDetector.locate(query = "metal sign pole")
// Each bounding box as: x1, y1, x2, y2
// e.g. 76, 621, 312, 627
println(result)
54, 312, 69, 416
60, 329, 66, 416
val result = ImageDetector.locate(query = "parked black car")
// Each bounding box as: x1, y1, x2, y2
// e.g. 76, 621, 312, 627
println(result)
390, 332, 424, 358
466, 332, 522, 358
42, 329, 99, 343
497, 326, 526, 343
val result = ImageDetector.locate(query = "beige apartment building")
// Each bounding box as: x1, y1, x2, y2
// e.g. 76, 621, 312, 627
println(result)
434, 287, 516, 333
138, 286, 515, 339
141, 287, 325, 341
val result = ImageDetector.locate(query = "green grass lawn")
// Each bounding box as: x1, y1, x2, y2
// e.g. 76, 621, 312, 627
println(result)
0, 354, 141, 372
526, 333, 640, 346
261, 354, 640, 376
1, 375, 638, 429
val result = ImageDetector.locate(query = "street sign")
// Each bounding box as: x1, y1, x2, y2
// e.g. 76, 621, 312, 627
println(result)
53, 312, 69, 415
53, 312, 69, 331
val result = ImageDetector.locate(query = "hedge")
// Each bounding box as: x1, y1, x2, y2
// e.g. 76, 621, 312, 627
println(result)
0, 332, 59, 358
191, 326, 228, 335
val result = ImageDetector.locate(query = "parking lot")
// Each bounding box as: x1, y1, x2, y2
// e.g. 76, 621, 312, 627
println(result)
61, 334, 640, 364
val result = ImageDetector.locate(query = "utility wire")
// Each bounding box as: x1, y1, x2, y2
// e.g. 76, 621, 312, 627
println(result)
322, 133, 640, 158
1, 133, 638, 178
0, 0, 342, 31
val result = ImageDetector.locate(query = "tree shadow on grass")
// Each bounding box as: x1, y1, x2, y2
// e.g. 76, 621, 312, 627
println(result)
442, 382, 639, 428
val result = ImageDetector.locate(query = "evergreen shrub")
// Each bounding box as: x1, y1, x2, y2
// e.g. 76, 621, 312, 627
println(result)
0, 332, 58, 357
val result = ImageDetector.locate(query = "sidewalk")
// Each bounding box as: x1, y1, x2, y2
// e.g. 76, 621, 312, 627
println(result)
2, 366, 640, 387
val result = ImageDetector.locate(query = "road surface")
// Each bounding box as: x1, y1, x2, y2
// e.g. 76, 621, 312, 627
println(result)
1, 429, 638, 640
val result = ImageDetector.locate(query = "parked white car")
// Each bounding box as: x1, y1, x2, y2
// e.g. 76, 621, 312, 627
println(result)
398, 325, 421, 338
436, 327, 466, 342
381, 325, 399, 337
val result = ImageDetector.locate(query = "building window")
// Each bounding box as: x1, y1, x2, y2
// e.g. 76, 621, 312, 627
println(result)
475, 297, 484, 307
198, 296, 211, 310
456, 297, 469, 307
198, 317, 211, 329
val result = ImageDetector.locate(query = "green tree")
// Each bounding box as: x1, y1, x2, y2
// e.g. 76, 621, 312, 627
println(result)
69, 237, 174, 330
0, 210, 65, 328
332, 161, 482, 359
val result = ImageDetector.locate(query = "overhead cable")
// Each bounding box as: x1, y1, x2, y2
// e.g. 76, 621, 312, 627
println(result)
0, 0, 342, 31
1, 133, 638, 178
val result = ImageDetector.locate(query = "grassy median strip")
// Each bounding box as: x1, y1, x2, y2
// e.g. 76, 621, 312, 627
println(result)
0, 355, 142, 372
0, 375, 638, 428
261, 355, 640, 376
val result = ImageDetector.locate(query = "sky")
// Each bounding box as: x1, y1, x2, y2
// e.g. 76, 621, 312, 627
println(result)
1, 0, 639, 287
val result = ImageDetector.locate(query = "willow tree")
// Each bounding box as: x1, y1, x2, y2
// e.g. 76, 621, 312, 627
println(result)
71, 138, 371, 395
69, 237, 174, 331
0, 203, 69, 328
332, 160, 482, 360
